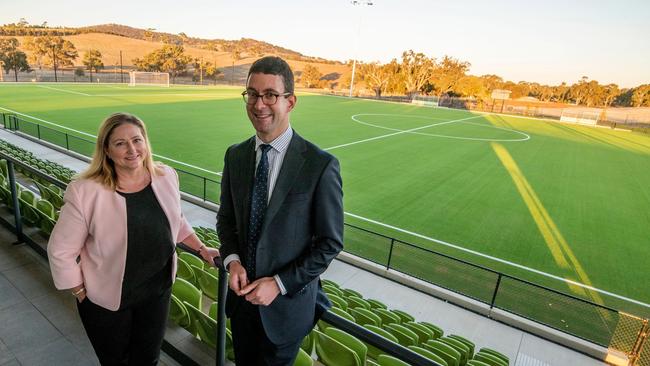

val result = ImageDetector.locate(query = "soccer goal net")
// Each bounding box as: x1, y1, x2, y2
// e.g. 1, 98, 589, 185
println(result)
560, 109, 602, 126
411, 94, 440, 107
128, 71, 170, 87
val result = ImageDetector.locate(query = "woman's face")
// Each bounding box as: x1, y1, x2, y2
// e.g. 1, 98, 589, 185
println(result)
105, 123, 148, 173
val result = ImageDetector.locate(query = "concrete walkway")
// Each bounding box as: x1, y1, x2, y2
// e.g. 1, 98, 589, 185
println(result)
0, 127, 606, 366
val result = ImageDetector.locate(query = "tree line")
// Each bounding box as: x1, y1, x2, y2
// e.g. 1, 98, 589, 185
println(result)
306, 50, 650, 108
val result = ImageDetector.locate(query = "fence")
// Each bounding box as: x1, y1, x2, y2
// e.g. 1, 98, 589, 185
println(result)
2, 112, 650, 364
1, 113, 222, 204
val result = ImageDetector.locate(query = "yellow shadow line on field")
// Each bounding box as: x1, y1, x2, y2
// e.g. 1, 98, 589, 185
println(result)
491, 142, 609, 318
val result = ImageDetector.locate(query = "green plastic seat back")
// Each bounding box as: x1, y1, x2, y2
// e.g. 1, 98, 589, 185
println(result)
376, 308, 402, 325
449, 334, 475, 356
184, 300, 216, 347
363, 324, 399, 360
342, 288, 363, 299
439, 337, 470, 365
474, 352, 507, 366
179, 251, 204, 269
176, 257, 195, 284
36, 199, 55, 218
407, 345, 449, 366
321, 279, 339, 288
384, 323, 419, 347
350, 307, 382, 327
300, 329, 316, 355
420, 321, 444, 339
426, 340, 461, 366
325, 327, 367, 364
314, 329, 362, 366
209, 301, 218, 319
293, 348, 313, 366
347, 296, 371, 310
172, 277, 201, 309
169, 294, 190, 327
390, 309, 415, 323
327, 293, 348, 311
319, 306, 355, 331
367, 298, 388, 309
377, 354, 411, 366
192, 264, 218, 300
323, 284, 345, 298
478, 348, 509, 365
467, 360, 491, 366
402, 321, 434, 344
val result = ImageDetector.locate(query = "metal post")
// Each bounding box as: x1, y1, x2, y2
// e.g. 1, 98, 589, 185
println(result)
7, 160, 24, 243
37, 123, 41, 139
348, 0, 373, 98
386, 238, 395, 270
489, 273, 502, 309
65, 134, 69, 150
120, 51, 124, 84
52, 44, 58, 82
216, 260, 228, 366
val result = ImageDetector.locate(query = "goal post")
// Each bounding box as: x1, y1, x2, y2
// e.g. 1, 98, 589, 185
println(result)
411, 94, 440, 107
560, 108, 602, 126
128, 71, 170, 87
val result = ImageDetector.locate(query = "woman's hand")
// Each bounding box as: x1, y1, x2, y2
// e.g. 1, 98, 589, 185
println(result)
198, 245, 220, 266
70, 285, 86, 303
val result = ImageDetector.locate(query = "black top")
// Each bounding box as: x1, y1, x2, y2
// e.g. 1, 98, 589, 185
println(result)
117, 183, 175, 309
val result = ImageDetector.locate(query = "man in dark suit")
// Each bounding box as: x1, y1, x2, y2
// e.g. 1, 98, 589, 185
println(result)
217, 56, 344, 365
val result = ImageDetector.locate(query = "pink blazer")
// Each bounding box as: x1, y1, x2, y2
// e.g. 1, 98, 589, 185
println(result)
47, 165, 194, 311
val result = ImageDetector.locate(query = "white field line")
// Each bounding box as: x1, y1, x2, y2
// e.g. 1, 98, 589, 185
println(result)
3, 104, 647, 309
0, 106, 218, 176
324, 115, 483, 151
349, 113, 531, 142
37, 85, 92, 96
344, 212, 650, 309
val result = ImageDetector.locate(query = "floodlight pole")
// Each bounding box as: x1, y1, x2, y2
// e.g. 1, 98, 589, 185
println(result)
348, 0, 373, 98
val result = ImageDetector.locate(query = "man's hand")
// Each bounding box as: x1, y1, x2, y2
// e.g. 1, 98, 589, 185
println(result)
227, 261, 249, 295
240, 277, 281, 306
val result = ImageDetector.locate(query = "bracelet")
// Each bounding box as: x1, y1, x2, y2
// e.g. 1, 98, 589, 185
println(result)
72, 287, 85, 296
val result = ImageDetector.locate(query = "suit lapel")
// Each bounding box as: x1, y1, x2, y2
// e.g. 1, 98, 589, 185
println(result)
261, 133, 306, 235
239, 137, 256, 241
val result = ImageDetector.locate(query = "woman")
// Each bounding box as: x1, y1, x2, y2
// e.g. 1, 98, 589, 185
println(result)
47, 112, 219, 365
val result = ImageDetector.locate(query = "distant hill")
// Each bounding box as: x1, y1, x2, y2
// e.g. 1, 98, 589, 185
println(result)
1, 22, 349, 86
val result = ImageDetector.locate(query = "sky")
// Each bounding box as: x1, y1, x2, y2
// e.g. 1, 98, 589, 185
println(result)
2, 0, 649, 87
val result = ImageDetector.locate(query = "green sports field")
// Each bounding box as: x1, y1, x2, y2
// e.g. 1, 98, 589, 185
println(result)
2, 83, 650, 315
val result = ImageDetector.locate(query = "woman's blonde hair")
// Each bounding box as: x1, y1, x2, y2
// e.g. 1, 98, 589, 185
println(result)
79, 112, 163, 189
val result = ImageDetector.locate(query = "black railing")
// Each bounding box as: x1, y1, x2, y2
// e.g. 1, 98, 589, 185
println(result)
0, 150, 444, 366
3, 112, 649, 353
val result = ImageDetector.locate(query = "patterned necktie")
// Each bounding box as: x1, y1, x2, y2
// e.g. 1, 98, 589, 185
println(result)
246, 144, 272, 279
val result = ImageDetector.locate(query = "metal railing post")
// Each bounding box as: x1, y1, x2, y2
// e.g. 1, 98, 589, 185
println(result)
386, 238, 395, 270
490, 273, 502, 309
7, 160, 24, 244
216, 260, 227, 366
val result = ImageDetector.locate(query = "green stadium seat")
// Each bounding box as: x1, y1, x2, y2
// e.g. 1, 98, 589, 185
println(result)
319, 306, 355, 331
448, 334, 474, 357
467, 361, 490, 366
407, 345, 449, 366
169, 293, 190, 328
301, 329, 316, 355
439, 336, 471, 365
183, 301, 235, 360
367, 298, 388, 310
390, 309, 415, 323
314, 329, 362, 366
172, 278, 201, 335
402, 321, 435, 344
192, 264, 218, 300
323, 284, 345, 298
176, 257, 195, 285
419, 322, 444, 339
424, 339, 461, 366
179, 251, 204, 269
324, 327, 368, 365
477, 348, 509, 365
342, 288, 363, 299
377, 354, 411, 366
383, 323, 419, 347
376, 308, 402, 325
347, 296, 371, 310
293, 348, 313, 366
473, 352, 507, 366
363, 324, 399, 360
35, 199, 56, 236
350, 307, 382, 327
327, 293, 348, 311
321, 279, 339, 288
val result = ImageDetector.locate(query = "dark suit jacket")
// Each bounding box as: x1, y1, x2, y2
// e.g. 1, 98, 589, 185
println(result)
217, 131, 344, 345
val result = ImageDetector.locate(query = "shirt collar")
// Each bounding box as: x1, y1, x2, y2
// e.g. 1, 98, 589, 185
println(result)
255, 125, 293, 153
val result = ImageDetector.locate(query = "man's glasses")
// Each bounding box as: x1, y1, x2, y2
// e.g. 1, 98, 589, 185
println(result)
242, 90, 292, 105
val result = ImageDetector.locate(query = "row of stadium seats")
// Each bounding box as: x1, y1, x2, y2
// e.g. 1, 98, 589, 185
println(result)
0, 140, 75, 183
318, 278, 510, 366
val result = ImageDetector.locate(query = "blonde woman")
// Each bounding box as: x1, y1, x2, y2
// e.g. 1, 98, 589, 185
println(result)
48, 112, 219, 365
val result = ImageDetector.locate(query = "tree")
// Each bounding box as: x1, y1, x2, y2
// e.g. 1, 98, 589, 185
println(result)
631, 84, 650, 107
400, 50, 436, 97
82, 49, 104, 82
230, 45, 242, 85
301, 64, 322, 88
24, 36, 77, 81
359, 60, 401, 97
0, 38, 32, 81
430, 55, 470, 96
132, 45, 193, 82
74, 67, 85, 81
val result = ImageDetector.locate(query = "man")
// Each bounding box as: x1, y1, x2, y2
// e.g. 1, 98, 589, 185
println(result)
217, 56, 344, 365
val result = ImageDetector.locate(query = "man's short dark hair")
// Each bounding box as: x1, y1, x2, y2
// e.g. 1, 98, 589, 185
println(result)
247, 56, 294, 94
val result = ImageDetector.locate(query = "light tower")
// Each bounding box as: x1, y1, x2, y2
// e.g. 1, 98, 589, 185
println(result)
348, 0, 374, 98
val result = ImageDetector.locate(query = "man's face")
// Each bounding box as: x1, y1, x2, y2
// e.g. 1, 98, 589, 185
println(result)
245, 72, 296, 142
